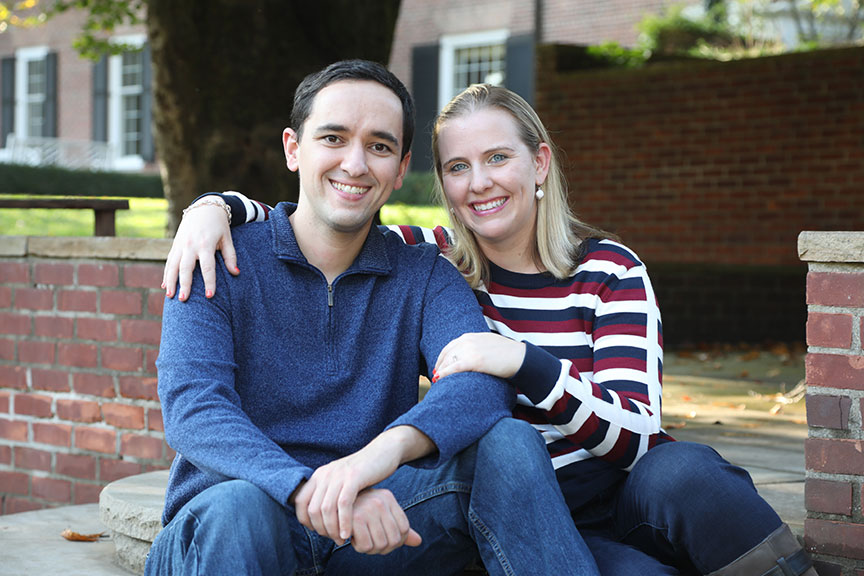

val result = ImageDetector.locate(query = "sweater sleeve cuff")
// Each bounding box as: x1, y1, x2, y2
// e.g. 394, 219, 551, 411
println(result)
510, 342, 566, 406
191, 192, 248, 226
383, 418, 446, 469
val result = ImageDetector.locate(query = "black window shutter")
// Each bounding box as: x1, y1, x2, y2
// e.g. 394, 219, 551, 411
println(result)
410, 44, 439, 173
505, 34, 535, 106
1, 57, 14, 147
92, 55, 108, 142
141, 42, 154, 162
43, 51, 57, 137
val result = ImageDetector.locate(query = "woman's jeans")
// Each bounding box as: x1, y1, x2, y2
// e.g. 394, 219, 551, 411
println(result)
144, 418, 600, 576
576, 441, 784, 575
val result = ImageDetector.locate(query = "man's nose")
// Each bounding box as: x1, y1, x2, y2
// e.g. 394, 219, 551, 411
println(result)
341, 143, 369, 177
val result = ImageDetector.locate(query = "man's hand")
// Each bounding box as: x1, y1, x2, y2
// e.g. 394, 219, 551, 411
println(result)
349, 489, 422, 554
292, 426, 434, 547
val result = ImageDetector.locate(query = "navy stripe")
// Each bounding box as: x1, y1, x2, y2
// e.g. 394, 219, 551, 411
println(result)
594, 346, 647, 362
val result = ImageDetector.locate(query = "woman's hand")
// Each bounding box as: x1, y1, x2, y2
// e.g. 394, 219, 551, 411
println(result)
162, 200, 239, 301
433, 333, 526, 382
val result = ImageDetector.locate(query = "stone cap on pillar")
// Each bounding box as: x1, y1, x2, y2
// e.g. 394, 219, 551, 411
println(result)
798, 231, 864, 263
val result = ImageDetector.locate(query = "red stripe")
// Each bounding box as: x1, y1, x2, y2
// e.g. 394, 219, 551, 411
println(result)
432, 226, 451, 252
482, 305, 592, 334
585, 249, 638, 269
603, 427, 632, 463
601, 288, 647, 303
593, 323, 646, 340
594, 357, 646, 372
398, 225, 417, 245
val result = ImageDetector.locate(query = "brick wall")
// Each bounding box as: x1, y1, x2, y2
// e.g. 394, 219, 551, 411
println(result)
799, 231, 864, 574
535, 45, 864, 345
535, 45, 864, 268
0, 237, 171, 515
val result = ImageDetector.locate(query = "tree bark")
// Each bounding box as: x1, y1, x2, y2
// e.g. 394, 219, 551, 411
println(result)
145, 0, 402, 234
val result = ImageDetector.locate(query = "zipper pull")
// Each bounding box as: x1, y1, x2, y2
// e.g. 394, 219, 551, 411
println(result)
327, 284, 334, 307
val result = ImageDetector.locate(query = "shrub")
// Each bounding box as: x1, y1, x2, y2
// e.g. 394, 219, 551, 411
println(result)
387, 170, 438, 205
0, 163, 164, 198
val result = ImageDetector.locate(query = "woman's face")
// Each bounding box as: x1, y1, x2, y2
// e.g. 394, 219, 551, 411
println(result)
437, 108, 550, 254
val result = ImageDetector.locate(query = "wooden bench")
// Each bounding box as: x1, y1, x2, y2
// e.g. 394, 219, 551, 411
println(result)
0, 198, 130, 236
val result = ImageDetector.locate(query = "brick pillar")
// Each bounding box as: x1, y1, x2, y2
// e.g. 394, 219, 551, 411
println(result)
799, 231, 864, 575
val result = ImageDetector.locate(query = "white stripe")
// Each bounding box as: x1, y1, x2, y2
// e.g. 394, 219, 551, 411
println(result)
592, 334, 647, 351
550, 449, 593, 470
419, 227, 438, 244
224, 191, 264, 222
482, 291, 598, 311
486, 319, 587, 348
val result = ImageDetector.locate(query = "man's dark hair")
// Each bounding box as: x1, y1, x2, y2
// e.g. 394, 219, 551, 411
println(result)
291, 59, 415, 160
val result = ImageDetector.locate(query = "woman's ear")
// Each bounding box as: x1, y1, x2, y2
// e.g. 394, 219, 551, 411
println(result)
534, 142, 552, 186
283, 128, 300, 172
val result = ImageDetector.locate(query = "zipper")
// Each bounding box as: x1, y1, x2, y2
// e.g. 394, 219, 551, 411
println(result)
327, 284, 334, 307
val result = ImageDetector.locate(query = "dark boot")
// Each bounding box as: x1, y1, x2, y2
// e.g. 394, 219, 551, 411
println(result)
707, 524, 817, 576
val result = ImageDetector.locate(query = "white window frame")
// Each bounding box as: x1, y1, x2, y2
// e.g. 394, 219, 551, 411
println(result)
108, 34, 147, 171
14, 45, 49, 139
438, 29, 508, 112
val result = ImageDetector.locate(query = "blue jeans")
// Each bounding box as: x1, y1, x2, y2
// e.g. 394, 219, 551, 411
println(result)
575, 442, 783, 575
144, 418, 599, 576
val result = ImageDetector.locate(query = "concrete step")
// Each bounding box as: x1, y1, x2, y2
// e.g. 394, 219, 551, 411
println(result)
99, 469, 168, 575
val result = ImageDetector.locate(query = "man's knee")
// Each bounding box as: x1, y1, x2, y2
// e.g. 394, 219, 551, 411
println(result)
177, 480, 289, 539
478, 417, 544, 458
475, 418, 549, 483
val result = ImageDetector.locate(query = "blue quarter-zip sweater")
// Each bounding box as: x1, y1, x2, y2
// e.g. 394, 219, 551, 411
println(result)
156, 203, 514, 525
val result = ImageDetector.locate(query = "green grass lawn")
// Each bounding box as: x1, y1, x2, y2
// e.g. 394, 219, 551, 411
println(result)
0, 196, 448, 238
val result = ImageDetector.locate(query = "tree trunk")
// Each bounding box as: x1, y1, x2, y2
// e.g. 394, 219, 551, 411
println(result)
145, 0, 402, 235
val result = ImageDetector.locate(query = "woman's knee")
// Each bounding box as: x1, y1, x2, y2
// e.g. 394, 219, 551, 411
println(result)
627, 442, 755, 503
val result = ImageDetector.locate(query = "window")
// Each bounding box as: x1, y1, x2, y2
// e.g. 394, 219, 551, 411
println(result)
438, 30, 508, 111
107, 34, 151, 169
14, 46, 55, 139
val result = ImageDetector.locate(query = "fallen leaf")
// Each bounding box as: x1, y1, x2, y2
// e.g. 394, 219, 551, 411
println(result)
681, 395, 693, 402
664, 421, 687, 430
769, 404, 783, 415
739, 370, 750, 378
740, 351, 760, 361
61, 529, 106, 542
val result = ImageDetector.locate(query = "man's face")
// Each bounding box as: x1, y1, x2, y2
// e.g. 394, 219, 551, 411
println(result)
284, 80, 411, 237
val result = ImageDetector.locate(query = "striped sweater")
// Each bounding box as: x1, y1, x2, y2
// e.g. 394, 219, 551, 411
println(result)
217, 192, 675, 511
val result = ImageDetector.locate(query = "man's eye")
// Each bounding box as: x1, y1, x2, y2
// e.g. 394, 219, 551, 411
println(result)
323, 135, 341, 144
372, 143, 393, 153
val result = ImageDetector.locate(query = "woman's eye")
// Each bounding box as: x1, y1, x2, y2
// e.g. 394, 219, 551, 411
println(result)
448, 162, 468, 173
490, 153, 507, 163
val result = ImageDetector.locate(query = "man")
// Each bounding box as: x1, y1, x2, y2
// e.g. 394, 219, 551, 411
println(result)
148, 60, 598, 575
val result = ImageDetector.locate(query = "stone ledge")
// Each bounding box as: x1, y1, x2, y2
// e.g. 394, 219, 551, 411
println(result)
0, 236, 27, 256
28, 237, 172, 261
798, 231, 864, 264
99, 469, 168, 575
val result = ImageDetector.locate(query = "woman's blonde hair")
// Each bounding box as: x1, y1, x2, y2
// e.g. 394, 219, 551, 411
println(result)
431, 84, 615, 288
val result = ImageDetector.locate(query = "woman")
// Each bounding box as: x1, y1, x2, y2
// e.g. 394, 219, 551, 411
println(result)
164, 85, 815, 576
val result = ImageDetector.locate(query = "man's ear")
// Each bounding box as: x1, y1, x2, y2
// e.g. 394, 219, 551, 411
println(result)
283, 128, 300, 173
393, 152, 412, 190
